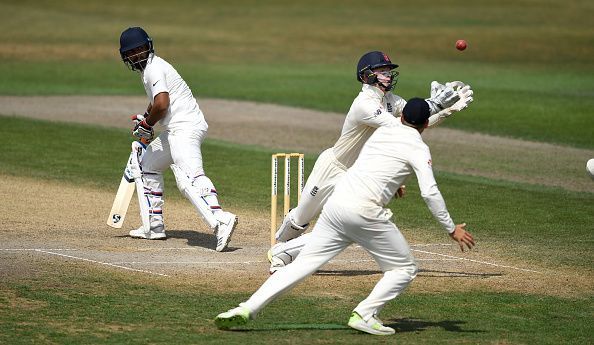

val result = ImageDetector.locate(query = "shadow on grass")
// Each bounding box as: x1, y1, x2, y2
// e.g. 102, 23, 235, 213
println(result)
418, 269, 503, 278
224, 323, 351, 332
314, 269, 502, 278
387, 318, 485, 334
222, 319, 484, 333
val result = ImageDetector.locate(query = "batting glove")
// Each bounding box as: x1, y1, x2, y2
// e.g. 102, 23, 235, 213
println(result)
132, 119, 154, 141
131, 112, 148, 125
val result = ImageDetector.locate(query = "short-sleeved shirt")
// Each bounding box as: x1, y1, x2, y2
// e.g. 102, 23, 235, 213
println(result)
141, 55, 206, 129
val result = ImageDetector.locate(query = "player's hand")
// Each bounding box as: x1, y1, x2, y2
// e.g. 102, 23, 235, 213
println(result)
395, 185, 406, 199
450, 85, 473, 112
131, 113, 147, 126
427, 81, 460, 113
132, 119, 154, 141
445, 80, 467, 90
449, 223, 475, 252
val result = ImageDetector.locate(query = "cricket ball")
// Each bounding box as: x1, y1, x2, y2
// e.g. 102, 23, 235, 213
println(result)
456, 39, 467, 51
587, 158, 594, 180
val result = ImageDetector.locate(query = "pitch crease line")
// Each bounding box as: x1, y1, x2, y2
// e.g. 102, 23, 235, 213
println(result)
411, 249, 542, 273
34, 249, 170, 277
1, 248, 77, 251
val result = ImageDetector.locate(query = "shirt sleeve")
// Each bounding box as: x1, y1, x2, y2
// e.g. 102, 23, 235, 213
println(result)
143, 65, 168, 102
356, 101, 399, 128
411, 147, 456, 233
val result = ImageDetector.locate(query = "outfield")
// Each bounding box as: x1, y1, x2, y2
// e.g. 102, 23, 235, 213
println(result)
1, 1, 593, 344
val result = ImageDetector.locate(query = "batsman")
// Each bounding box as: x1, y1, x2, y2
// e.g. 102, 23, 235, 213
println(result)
118, 27, 237, 251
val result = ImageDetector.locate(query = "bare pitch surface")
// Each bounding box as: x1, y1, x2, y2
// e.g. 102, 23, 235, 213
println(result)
2, 174, 590, 299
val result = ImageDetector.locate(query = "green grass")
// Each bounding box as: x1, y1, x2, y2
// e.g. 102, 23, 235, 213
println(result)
1, 60, 593, 148
1, 264, 592, 345
1, 1, 593, 148
1, 1, 593, 343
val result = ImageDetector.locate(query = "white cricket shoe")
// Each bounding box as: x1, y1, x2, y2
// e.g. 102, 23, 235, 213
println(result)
129, 225, 166, 240
348, 312, 395, 335
215, 212, 238, 252
215, 305, 251, 330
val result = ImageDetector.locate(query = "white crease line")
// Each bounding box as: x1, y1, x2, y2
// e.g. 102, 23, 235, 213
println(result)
1, 248, 77, 251
411, 249, 542, 273
135, 247, 214, 252
113, 261, 267, 265
34, 249, 170, 277
114, 258, 460, 265
410, 243, 454, 247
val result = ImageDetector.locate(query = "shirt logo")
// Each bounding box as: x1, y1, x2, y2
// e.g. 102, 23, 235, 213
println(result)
310, 186, 319, 197
387, 103, 393, 113
152, 80, 159, 86
374, 108, 382, 116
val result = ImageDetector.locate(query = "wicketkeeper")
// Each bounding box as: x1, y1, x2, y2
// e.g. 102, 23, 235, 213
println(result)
269, 51, 473, 271
118, 27, 237, 251
215, 98, 475, 335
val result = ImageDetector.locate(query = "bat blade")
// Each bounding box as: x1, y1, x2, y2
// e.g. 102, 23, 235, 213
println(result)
106, 151, 136, 228
106, 174, 135, 228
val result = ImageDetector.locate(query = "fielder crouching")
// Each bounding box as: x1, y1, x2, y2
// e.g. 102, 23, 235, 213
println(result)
118, 27, 237, 252
215, 98, 475, 335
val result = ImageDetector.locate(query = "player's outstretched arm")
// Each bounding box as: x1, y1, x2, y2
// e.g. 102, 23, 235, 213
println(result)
449, 223, 475, 252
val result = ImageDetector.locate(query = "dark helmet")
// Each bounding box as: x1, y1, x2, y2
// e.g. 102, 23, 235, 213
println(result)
356, 51, 399, 91
402, 98, 430, 128
119, 27, 154, 71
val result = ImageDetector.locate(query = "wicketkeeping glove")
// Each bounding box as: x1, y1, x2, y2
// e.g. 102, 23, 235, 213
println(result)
436, 84, 474, 118
132, 118, 154, 141
426, 81, 460, 114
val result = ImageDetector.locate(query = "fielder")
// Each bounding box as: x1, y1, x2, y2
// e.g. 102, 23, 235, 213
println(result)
270, 51, 473, 271
119, 27, 237, 251
215, 98, 476, 335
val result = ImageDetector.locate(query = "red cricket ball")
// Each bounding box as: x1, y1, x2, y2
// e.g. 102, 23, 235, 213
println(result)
456, 39, 467, 51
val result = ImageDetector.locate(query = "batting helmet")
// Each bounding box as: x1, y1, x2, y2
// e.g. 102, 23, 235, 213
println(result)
119, 27, 154, 71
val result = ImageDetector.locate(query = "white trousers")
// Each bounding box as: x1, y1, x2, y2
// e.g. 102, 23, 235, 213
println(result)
290, 148, 347, 226
244, 200, 417, 321
140, 125, 221, 227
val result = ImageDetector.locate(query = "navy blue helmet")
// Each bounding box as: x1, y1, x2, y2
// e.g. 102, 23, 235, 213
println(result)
356, 51, 399, 91
119, 27, 154, 71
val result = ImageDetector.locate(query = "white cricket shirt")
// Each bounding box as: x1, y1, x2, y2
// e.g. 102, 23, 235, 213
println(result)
332, 84, 407, 168
331, 122, 456, 233
141, 55, 206, 129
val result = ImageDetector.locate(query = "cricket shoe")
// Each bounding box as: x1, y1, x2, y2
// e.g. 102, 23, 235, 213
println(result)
347, 312, 395, 335
215, 212, 238, 252
129, 225, 166, 240
214, 305, 251, 330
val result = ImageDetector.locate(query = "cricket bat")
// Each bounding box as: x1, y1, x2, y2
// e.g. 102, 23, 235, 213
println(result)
106, 139, 147, 228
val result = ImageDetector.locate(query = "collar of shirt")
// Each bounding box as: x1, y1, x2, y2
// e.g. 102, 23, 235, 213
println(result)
395, 119, 423, 137
361, 84, 386, 101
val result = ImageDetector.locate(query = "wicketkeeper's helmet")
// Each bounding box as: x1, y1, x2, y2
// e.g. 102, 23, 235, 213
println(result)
119, 27, 154, 71
356, 51, 399, 90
